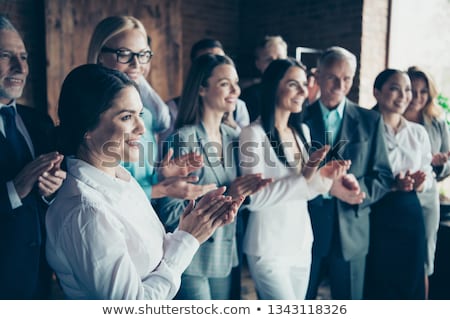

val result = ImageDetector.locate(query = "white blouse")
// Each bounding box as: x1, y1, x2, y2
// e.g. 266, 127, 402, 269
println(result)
46, 157, 199, 299
383, 117, 434, 192
239, 121, 332, 257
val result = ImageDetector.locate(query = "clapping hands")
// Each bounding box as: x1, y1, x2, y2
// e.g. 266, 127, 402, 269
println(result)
13, 152, 67, 200
330, 173, 366, 205
178, 187, 245, 243
153, 149, 217, 200
302, 145, 351, 181
159, 148, 203, 178
431, 151, 450, 167
394, 170, 426, 192
227, 173, 273, 200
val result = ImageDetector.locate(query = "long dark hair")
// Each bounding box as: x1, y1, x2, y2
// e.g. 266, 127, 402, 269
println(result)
260, 58, 309, 165
372, 68, 405, 112
57, 64, 138, 155
175, 54, 234, 130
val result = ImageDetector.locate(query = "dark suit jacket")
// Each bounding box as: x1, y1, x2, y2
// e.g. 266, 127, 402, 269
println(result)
301, 99, 393, 261
0, 104, 55, 299
240, 83, 261, 122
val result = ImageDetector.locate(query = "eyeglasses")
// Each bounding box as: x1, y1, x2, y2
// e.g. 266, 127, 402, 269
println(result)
101, 46, 154, 64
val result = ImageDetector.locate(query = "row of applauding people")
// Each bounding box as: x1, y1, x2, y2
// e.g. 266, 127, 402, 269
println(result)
2, 13, 449, 300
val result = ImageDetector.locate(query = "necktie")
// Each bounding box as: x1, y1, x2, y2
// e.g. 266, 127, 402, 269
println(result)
325, 109, 340, 146
1, 106, 32, 168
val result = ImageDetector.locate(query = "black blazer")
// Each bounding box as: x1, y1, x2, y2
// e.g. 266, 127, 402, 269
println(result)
0, 104, 55, 299
301, 99, 393, 260
240, 83, 262, 122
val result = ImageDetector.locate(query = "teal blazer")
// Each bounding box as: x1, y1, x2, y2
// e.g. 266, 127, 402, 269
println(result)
157, 123, 239, 277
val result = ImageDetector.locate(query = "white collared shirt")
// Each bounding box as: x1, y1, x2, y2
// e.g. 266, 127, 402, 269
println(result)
383, 117, 434, 191
45, 157, 199, 299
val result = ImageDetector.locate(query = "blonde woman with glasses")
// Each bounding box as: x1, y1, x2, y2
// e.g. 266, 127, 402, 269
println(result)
86, 16, 216, 202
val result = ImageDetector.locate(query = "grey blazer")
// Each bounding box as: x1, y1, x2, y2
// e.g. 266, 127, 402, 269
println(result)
423, 116, 450, 181
157, 123, 239, 277
301, 99, 393, 260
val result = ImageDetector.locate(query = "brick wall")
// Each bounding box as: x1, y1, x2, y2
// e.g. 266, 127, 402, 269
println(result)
239, 0, 365, 103
179, 0, 240, 99
360, 0, 390, 108
0, 0, 402, 114
0, 0, 47, 112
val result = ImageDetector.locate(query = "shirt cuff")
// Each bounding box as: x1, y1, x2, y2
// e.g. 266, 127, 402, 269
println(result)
163, 230, 200, 274
6, 180, 22, 210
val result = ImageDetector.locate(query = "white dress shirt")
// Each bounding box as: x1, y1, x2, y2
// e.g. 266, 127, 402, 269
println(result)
383, 117, 434, 192
46, 157, 199, 299
239, 121, 332, 258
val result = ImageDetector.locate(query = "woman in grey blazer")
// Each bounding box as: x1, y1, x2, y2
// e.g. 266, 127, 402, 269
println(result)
404, 66, 449, 296
157, 54, 271, 300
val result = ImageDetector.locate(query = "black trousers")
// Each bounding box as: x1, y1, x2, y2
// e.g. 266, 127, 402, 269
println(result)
365, 191, 426, 299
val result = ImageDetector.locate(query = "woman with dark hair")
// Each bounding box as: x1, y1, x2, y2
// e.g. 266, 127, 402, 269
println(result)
45, 64, 242, 299
158, 54, 271, 300
238, 58, 350, 299
365, 69, 431, 299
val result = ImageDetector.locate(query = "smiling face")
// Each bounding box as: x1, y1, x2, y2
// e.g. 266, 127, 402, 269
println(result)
408, 77, 429, 113
317, 58, 354, 108
0, 29, 28, 105
98, 29, 149, 81
276, 66, 308, 114
374, 72, 412, 116
84, 86, 145, 168
199, 64, 240, 115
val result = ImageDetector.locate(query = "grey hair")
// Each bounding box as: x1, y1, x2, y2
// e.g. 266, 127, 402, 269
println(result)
318, 46, 357, 73
0, 15, 18, 32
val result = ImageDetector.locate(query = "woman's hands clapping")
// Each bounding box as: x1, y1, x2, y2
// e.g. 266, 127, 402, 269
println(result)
393, 170, 426, 192
178, 187, 245, 243
153, 148, 216, 200
227, 173, 272, 200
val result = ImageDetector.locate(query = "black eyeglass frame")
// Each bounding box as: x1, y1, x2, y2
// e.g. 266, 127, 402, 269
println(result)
101, 46, 154, 64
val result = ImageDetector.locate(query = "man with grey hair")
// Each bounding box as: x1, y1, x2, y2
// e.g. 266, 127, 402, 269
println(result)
0, 15, 66, 298
301, 46, 393, 299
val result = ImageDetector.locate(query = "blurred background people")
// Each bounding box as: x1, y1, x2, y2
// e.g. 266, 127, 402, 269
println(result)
240, 35, 288, 122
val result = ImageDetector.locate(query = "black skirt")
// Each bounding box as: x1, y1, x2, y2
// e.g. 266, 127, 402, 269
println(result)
365, 191, 426, 299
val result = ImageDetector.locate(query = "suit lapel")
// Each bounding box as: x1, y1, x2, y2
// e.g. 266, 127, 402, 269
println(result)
196, 123, 230, 186
339, 101, 358, 141
302, 101, 326, 147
